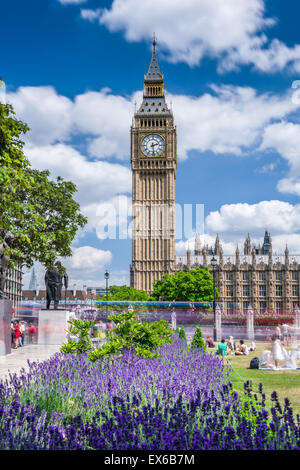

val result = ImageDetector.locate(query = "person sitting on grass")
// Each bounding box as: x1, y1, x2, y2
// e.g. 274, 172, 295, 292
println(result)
216, 339, 228, 364
235, 340, 249, 356
205, 336, 215, 348
226, 336, 236, 353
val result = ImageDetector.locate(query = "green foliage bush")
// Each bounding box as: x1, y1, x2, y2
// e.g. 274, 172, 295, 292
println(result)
61, 311, 174, 363
191, 327, 206, 352
61, 319, 97, 354
178, 327, 187, 348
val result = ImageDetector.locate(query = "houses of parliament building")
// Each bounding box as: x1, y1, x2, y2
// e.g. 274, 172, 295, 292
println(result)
176, 231, 300, 314
130, 37, 300, 314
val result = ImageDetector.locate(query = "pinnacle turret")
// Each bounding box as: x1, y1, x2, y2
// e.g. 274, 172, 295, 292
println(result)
144, 33, 163, 82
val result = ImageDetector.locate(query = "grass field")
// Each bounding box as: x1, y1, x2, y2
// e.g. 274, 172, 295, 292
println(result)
215, 341, 300, 414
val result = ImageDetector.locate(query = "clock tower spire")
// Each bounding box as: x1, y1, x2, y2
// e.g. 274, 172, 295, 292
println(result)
130, 36, 177, 293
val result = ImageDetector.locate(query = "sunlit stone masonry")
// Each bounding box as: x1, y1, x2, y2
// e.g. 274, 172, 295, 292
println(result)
176, 231, 300, 314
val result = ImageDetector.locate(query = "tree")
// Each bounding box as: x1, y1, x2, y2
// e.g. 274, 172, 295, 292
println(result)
61, 310, 175, 363
99, 285, 150, 302
88, 311, 174, 362
191, 327, 206, 352
61, 319, 97, 355
150, 268, 219, 302
0, 102, 87, 272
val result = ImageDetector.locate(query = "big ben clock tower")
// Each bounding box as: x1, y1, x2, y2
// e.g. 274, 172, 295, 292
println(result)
130, 35, 177, 293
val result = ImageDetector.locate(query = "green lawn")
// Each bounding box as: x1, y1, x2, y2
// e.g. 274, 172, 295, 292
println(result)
210, 342, 300, 415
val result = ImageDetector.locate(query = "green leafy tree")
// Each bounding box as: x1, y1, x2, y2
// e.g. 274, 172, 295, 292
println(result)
61, 319, 97, 354
191, 327, 206, 352
99, 285, 150, 301
0, 102, 87, 271
150, 267, 219, 302
88, 311, 174, 363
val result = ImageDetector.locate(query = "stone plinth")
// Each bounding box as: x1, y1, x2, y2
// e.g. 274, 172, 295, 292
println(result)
0, 299, 13, 356
38, 309, 73, 346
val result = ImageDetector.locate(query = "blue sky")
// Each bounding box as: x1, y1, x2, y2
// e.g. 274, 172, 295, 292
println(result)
2, 0, 300, 288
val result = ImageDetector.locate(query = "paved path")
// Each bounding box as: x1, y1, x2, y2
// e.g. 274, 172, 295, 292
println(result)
0, 345, 61, 381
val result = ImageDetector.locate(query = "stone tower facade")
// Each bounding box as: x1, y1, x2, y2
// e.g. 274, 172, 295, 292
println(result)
130, 36, 177, 293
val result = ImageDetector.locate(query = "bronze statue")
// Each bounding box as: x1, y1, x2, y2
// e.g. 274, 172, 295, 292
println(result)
0, 232, 14, 299
45, 262, 68, 309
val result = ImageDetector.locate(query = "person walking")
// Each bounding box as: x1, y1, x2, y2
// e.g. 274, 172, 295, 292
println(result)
281, 323, 290, 346
20, 321, 26, 347
13, 321, 21, 349
275, 324, 281, 341
27, 322, 36, 344
11, 321, 14, 348
271, 334, 285, 368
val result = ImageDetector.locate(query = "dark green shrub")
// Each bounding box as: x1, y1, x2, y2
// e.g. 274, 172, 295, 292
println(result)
178, 327, 187, 348
191, 327, 206, 352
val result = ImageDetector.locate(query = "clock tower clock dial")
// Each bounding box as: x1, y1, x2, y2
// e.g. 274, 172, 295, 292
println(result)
141, 134, 165, 156
130, 35, 177, 294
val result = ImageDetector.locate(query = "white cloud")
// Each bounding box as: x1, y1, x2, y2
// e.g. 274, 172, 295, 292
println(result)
8, 84, 298, 163
260, 122, 300, 196
7, 87, 73, 145
83, 0, 300, 73
170, 85, 298, 159
278, 179, 300, 197
271, 234, 300, 255
221, 37, 300, 74
64, 245, 112, 272
206, 200, 300, 236
72, 88, 137, 159
80, 8, 102, 21
255, 160, 279, 174
25, 143, 131, 207
7, 86, 137, 160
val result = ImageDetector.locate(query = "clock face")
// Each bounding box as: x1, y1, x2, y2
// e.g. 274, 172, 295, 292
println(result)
141, 134, 165, 156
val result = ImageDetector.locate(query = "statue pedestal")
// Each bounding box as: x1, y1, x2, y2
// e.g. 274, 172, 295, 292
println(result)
38, 309, 73, 346
0, 299, 13, 356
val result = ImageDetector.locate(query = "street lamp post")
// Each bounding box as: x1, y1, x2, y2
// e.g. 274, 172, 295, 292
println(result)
104, 270, 109, 315
211, 254, 218, 341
